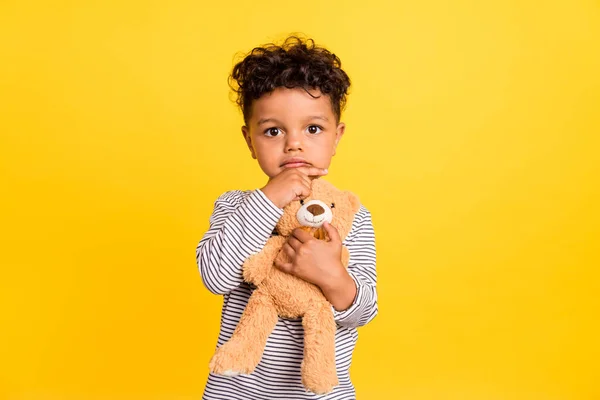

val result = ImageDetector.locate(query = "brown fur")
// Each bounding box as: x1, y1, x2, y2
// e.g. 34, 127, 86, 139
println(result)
209, 179, 360, 394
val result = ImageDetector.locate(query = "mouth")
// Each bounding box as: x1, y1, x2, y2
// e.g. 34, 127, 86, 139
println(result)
281, 158, 311, 168
308, 215, 325, 224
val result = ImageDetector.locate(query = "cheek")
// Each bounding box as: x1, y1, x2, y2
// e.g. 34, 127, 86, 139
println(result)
310, 137, 334, 155
320, 141, 337, 158
253, 142, 273, 160
255, 137, 282, 153
325, 136, 337, 151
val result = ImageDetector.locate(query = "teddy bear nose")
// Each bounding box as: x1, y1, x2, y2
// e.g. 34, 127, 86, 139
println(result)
306, 204, 325, 216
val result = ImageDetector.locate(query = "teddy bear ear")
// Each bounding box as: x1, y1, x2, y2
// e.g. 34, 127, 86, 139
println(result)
346, 191, 361, 213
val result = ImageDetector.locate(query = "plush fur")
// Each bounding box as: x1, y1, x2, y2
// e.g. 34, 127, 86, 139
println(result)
209, 178, 360, 394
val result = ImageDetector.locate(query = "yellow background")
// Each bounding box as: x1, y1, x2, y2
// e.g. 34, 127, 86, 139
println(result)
1, 0, 599, 399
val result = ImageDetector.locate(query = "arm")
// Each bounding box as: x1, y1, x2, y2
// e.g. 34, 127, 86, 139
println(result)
196, 189, 283, 295
331, 206, 378, 329
318, 244, 354, 310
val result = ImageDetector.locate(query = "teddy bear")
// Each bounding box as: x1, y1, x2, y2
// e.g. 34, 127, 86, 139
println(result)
208, 178, 360, 394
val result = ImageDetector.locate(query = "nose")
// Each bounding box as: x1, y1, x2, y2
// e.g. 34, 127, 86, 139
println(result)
307, 204, 325, 216
285, 131, 303, 152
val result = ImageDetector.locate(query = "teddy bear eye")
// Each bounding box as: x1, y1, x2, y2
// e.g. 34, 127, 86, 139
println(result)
330, 203, 335, 208
300, 199, 304, 205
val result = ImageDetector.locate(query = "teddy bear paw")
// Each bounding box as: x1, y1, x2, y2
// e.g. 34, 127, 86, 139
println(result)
221, 370, 241, 377
209, 342, 258, 376
302, 373, 338, 395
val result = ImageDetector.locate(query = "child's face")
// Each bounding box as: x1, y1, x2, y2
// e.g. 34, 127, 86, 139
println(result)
241, 87, 345, 179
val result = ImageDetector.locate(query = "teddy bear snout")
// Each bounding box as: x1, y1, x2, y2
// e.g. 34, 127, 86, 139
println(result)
307, 204, 325, 216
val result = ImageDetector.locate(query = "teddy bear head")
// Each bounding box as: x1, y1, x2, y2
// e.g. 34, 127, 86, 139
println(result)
275, 178, 360, 240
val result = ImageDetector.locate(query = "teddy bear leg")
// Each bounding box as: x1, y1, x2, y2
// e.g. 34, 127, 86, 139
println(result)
300, 302, 338, 394
209, 288, 278, 376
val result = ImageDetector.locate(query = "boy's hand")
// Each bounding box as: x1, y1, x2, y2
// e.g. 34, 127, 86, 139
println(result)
261, 167, 328, 209
274, 222, 345, 289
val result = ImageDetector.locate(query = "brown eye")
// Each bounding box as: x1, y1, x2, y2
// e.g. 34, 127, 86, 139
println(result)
307, 125, 323, 134
331, 203, 335, 208
264, 127, 282, 137
300, 199, 304, 205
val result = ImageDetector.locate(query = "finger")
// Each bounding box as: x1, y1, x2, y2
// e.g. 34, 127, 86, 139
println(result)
298, 166, 328, 177
300, 174, 311, 188
284, 168, 311, 186
283, 242, 296, 258
291, 227, 314, 243
274, 258, 293, 274
293, 182, 311, 200
287, 236, 302, 251
293, 190, 310, 202
323, 221, 341, 244
301, 178, 312, 195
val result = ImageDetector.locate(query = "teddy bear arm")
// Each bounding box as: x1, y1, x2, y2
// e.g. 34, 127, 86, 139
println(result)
242, 235, 286, 285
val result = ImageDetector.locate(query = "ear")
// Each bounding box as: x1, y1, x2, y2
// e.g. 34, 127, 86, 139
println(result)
332, 122, 346, 156
241, 126, 256, 159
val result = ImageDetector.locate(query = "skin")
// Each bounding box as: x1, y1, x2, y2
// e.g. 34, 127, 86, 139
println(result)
241, 86, 357, 311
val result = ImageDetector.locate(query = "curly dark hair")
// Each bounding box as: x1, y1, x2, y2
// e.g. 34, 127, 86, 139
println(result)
229, 35, 351, 125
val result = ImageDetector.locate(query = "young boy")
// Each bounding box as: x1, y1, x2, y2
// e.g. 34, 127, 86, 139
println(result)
196, 35, 378, 400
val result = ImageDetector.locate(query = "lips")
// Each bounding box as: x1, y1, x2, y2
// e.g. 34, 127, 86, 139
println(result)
281, 158, 311, 168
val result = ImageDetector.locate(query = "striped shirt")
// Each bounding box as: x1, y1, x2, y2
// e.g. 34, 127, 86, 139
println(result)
196, 188, 378, 400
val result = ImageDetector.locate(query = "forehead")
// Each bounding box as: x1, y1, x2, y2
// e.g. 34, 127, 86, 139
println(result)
249, 87, 334, 124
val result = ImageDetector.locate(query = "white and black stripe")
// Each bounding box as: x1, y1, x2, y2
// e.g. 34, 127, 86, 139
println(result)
196, 189, 378, 400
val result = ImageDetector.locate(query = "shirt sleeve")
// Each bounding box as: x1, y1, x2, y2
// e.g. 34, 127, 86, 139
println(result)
332, 205, 379, 329
196, 189, 283, 295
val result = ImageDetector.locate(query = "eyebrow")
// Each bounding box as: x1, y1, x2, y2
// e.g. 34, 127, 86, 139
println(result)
257, 115, 329, 126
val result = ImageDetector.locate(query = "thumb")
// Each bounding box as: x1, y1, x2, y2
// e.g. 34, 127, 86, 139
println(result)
323, 221, 341, 244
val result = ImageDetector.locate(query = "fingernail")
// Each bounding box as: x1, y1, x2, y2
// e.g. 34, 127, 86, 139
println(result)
323, 169, 328, 173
